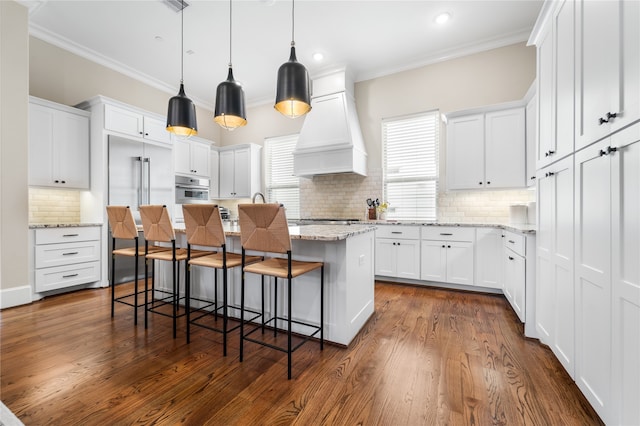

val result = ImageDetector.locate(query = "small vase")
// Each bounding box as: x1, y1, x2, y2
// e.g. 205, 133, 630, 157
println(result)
378, 212, 386, 220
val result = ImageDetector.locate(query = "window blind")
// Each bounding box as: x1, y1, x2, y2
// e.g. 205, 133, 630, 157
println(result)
382, 111, 439, 221
264, 134, 300, 219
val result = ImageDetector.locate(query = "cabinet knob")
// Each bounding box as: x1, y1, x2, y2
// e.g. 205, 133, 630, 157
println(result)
145, 133, 149, 136
508, 256, 514, 261
599, 149, 608, 157
607, 146, 618, 154
54, 180, 59, 183
442, 245, 445, 248
447, 245, 451, 248
599, 112, 618, 125
478, 181, 483, 185
530, 176, 536, 180
139, 131, 143, 135
549, 150, 555, 155
486, 181, 491, 185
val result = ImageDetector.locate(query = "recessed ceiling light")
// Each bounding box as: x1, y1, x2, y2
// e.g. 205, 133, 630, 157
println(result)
312, 52, 324, 62
435, 12, 451, 25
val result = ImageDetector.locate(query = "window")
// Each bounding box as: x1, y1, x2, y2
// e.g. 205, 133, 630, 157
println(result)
264, 134, 300, 219
382, 111, 439, 221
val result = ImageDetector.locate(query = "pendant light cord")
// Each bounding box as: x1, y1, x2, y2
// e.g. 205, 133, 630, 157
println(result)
291, 0, 295, 47
180, 0, 184, 84
229, 0, 232, 67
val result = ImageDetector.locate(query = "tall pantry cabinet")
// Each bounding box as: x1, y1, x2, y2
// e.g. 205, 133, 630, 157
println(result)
530, 1, 640, 424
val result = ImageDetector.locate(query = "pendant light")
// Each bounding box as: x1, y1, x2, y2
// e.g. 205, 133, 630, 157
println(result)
274, 0, 311, 118
214, 0, 247, 130
166, 0, 198, 138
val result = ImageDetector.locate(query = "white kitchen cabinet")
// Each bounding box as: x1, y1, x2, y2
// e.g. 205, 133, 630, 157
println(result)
525, 89, 537, 187
535, 155, 575, 378
446, 106, 525, 190
28, 97, 90, 189
375, 226, 421, 280
210, 149, 219, 199
104, 103, 171, 145
475, 228, 503, 289
218, 144, 262, 199
420, 227, 475, 285
33, 226, 101, 293
575, 0, 640, 151
503, 230, 526, 322
174, 137, 211, 178
536, 0, 575, 170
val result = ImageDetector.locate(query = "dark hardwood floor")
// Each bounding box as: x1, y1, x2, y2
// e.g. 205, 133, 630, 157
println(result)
1, 281, 602, 425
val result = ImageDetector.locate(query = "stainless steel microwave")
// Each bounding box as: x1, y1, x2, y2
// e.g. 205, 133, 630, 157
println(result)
175, 176, 210, 204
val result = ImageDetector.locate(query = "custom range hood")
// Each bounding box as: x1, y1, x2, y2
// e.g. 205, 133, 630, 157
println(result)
293, 69, 367, 177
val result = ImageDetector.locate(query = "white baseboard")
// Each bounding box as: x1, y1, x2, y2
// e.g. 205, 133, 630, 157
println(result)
1, 285, 32, 309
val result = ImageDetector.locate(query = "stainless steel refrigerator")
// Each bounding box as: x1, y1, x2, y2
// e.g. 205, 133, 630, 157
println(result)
108, 135, 174, 284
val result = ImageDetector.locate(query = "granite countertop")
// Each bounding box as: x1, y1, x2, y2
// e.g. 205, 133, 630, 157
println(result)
29, 223, 103, 229
361, 220, 536, 234
160, 223, 378, 242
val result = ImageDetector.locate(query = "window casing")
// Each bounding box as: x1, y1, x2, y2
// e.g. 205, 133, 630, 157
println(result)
382, 111, 439, 221
264, 134, 300, 219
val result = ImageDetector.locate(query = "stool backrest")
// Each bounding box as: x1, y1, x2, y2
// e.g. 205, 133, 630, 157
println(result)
139, 205, 175, 243
238, 203, 291, 254
182, 204, 226, 248
106, 206, 138, 240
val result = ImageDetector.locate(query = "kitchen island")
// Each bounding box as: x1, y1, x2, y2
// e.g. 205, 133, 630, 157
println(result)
162, 223, 377, 346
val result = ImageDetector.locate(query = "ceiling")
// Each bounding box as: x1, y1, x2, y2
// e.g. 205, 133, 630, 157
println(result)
20, 0, 543, 110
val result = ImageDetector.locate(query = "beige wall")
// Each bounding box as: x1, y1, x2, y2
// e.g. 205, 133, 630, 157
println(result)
29, 37, 221, 142
1, 1, 30, 305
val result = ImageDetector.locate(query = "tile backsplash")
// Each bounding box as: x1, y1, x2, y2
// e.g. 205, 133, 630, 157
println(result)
29, 188, 81, 224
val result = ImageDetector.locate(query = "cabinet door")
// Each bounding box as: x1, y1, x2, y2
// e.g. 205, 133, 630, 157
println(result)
485, 107, 525, 188
475, 228, 503, 289
552, 0, 575, 162
210, 150, 219, 199
537, 26, 554, 169
28, 102, 56, 186
574, 139, 612, 422
56, 111, 90, 189
525, 94, 537, 186
395, 239, 420, 280
232, 147, 251, 198
536, 167, 555, 342
142, 116, 170, 144
446, 241, 474, 285
218, 150, 235, 198
420, 241, 447, 282
446, 114, 485, 190
505, 250, 526, 322
104, 104, 143, 137
190, 141, 210, 178
610, 124, 640, 426
174, 138, 191, 175
375, 239, 396, 277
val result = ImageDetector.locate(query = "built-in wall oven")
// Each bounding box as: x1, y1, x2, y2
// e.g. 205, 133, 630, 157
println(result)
175, 176, 210, 204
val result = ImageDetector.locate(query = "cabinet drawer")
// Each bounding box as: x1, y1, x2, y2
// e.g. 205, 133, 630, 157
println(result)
375, 225, 420, 240
503, 231, 525, 256
35, 261, 100, 292
35, 240, 100, 269
35, 227, 100, 244
422, 226, 476, 242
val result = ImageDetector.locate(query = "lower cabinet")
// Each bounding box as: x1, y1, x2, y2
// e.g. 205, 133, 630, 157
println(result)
503, 233, 526, 322
475, 227, 504, 289
33, 226, 101, 293
375, 226, 420, 280
420, 227, 475, 285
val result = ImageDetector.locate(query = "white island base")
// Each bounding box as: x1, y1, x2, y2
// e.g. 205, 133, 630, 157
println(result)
155, 225, 376, 347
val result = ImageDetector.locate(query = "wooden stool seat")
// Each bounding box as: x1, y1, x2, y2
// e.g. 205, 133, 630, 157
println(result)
243, 258, 323, 279
189, 252, 262, 269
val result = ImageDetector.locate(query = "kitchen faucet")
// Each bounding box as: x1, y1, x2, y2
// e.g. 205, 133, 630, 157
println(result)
252, 192, 266, 203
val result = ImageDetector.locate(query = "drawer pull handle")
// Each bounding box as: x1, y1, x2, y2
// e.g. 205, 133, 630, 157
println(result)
508, 256, 514, 261
440, 233, 453, 236
63, 234, 79, 237
391, 231, 402, 234
508, 240, 516, 244
63, 273, 79, 278
62, 252, 79, 256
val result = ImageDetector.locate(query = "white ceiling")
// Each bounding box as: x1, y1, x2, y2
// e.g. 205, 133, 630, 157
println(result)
21, 0, 543, 110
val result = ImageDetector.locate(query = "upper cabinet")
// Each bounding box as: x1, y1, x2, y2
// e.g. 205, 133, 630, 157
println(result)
446, 105, 525, 190
174, 136, 211, 179
525, 88, 537, 186
217, 144, 262, 199
29, 96, 90, 189
104, 103, 171, 145
575, 0, 640, 150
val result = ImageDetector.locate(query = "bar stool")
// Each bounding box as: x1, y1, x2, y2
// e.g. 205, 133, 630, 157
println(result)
139, 205, 210, 338
182, 204, 263, 355
106, 206, 170, 324
238, 203, 324, 379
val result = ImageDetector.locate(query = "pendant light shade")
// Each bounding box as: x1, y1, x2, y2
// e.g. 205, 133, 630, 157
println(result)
214, 0, 247, 130
274, 0, 311, 119
274, 45, 311, 118
167, 83, 198, 137
166, 0, 198, 137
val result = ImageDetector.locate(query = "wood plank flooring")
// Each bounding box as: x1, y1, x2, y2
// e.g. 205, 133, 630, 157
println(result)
1, 281, 602, 425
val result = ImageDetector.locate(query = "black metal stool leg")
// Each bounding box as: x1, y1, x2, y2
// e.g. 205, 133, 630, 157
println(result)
111, 238, 116, 318
274, 277, 278, 337
287, 276, 292, 380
